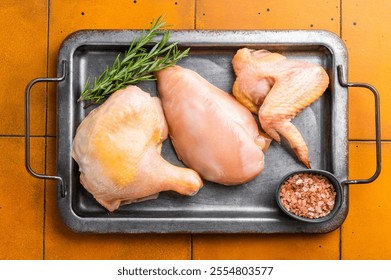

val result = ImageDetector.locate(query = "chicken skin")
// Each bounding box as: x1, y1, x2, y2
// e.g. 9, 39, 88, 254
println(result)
232, 48, 329, 168
155, 65, 268, 185
72, 86, 203, 212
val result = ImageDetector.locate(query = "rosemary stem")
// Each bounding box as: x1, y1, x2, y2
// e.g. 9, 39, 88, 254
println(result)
79, 16, 189, 105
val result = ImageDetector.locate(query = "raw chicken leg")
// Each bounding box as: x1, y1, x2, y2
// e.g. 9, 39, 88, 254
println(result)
232, 48, 329, 168
72, 86, 203, 212
155, 65, 268, 185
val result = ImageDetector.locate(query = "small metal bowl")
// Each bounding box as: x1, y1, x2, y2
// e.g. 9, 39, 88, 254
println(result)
276, 169, 343, 223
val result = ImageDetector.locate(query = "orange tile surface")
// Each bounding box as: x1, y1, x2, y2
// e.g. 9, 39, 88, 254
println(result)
343, 0, 391, 140
196, 0, 340, 32
0, 0, 48, 136
0, 0, 390, 260
193, 232, 340, 260
192, 0, 363, 260
0, 138, 45, 259
342, 142, 391, 259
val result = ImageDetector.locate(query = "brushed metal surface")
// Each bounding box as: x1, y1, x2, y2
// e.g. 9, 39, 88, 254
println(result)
56, 30, 348, 233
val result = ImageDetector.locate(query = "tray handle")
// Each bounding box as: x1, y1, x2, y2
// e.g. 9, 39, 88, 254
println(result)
337, 65, 381, 185
25, 60, 67, 197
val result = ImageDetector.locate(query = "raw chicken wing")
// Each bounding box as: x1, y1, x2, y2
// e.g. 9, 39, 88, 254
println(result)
232, 48, 329, 168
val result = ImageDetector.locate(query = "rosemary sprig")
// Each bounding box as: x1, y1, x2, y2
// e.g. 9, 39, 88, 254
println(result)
79, 16, 189, 105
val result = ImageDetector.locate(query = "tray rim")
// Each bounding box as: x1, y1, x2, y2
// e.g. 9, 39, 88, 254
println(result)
56, 29, 349, 234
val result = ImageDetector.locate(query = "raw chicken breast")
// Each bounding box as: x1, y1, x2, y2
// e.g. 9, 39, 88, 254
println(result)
232, 48, 329, 168
155, 65, 268, 185
72, 86, 203, 212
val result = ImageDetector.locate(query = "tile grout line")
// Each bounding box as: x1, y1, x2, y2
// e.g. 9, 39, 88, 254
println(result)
190, 235, 194, 260
1, 134, 389, 143
193, 0, 197, 29
42, 0, 52, 261
191, 0, 197, 260
339, 0, 343, 261
339, 0, 343, 39
0, 135, 56, 138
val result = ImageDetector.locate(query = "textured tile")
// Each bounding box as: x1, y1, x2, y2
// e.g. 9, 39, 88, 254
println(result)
342, 142, 391, 259
193, 232, 340, 260
45, 0, 196, 260
0, 0, 47, 135
192, 0, 342, 261
0, 137, 45, 259
44, 138, 191, 260
47, 0, 195, 136
196, 0, 340, 32
343, 0, 391, 140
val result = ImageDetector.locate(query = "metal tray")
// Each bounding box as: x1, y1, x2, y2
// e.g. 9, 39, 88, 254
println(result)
26, 30, 380, 233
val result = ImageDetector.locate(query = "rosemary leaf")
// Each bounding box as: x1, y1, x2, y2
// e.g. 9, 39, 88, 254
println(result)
80, 16, 189, 105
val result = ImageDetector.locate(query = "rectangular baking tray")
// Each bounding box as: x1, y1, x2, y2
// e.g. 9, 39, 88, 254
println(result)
56, 30, 348, 233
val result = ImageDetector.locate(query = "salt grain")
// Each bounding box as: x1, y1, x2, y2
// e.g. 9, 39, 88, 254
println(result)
279, 173, 336, 219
